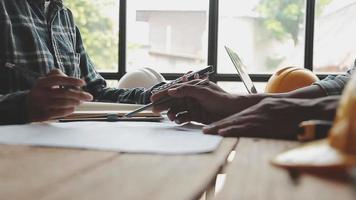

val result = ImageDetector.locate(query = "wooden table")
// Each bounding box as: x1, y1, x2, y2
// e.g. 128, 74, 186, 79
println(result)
0, 138, 354, 200
214, 138, 355, 200
0, 138, 236, 200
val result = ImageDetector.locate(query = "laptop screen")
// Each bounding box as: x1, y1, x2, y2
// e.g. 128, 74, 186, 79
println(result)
225, 46, 258, 94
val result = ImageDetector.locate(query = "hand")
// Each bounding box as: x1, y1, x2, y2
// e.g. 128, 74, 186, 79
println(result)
181, 71, 224, 92
151, 79, 249, 124
26, 69, 93, 122
203, 97, 322, 139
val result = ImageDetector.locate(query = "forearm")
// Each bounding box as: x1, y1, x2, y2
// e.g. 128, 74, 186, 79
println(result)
275, 85, 327, 98
273, 95, 340, 123
86, 78, 165, 104
96, 87, 151, 104
229, 84, 327, 113
300, 95, 340, 121
0, 91, 29, 125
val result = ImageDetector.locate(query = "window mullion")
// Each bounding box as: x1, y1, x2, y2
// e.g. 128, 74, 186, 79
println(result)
119, 0, 127, 80
304, 0, 315, 71
208, 0, 219, 82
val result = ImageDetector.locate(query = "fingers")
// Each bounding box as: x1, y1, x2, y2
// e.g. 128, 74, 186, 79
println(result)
168, 83, 211, 99
174, 112, 192, 124
37, 75, 85, 88
49, 88, 93, 101
166, 99, 204, 124
203, 120, 256, 137
151, 79, 208, 113
47, 107, 76, 120
217, 125, 245, 136
47, 98, 81, 109
26, 69, 92, 122
47, 69, 66, 76
152, 96, 185, 113
151, 89, 170, 102
216, 125, 260, 137
203, 114, 253, 135
182, 71, 196, 82
150, 79, 204, 102
166, 101, 189, 120
203, 117, 237, 135
184, 71, 193, 75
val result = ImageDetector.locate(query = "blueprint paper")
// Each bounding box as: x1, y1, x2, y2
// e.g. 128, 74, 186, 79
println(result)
0, 121, 222, 155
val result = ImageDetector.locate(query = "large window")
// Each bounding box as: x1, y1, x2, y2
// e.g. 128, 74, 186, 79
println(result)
67, 0, 356, 84
126, 0, 209, 73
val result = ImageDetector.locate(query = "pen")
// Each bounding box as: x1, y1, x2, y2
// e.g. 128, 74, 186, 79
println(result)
124, 79, 210, 118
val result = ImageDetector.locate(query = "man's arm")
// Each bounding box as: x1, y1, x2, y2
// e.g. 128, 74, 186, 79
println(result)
224, 63, 355, 109
0, 70, 93, 125
203, 95, 340, 139
312, 65, 355, 96
151, 72, 347, 125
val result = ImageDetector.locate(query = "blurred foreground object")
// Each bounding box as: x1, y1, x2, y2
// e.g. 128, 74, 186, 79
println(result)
272, 70, 356, 171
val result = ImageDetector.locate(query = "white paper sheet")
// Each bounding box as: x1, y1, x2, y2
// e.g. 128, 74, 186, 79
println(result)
0, 121, 222, 154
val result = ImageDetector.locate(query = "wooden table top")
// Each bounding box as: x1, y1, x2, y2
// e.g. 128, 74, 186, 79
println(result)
0, 137, 354, 200
0, 138, 237, 200
214, 138, 355, 200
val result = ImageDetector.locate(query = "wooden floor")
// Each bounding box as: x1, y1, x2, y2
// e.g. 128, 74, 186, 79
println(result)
0, 138, 354, 200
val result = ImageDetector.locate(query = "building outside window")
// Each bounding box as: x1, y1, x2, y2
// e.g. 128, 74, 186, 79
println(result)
127, 0, 209, 73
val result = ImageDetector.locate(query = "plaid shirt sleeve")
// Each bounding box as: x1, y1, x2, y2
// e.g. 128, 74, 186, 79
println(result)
313, 61, 356, 95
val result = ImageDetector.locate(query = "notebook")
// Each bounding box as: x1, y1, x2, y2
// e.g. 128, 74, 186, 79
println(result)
60, 102, 163, 122
225, 46, 258, 94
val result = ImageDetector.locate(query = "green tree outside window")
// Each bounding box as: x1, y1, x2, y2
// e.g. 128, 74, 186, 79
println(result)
65, 0, 119, 71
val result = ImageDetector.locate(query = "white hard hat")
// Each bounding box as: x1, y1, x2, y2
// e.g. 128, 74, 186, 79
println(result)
118, 67, 166, 89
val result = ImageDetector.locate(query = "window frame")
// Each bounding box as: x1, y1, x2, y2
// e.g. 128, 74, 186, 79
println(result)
100, 0, 337, 83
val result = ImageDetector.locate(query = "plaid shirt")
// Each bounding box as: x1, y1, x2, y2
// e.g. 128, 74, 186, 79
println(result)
0, 0, 162, 124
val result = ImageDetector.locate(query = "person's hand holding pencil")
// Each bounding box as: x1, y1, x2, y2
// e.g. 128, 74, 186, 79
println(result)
150, 79, 240, 124
26, 69, 93, 122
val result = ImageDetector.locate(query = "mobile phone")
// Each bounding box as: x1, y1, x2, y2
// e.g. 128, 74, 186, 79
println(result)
151, 65, 214, 94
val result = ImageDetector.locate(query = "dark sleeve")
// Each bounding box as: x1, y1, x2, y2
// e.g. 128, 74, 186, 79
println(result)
74, 26, 165, 104
0, 91, 29, 125
313, 61, 356, 95
85, 79, 165, 104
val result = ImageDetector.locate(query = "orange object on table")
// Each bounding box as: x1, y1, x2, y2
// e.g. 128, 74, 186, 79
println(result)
265, 67, 320, 93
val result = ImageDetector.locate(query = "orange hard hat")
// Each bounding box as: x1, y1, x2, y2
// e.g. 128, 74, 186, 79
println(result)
265, 67, 319, 93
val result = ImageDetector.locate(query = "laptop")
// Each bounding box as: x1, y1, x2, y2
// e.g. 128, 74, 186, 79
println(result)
225, 46, 258, 94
